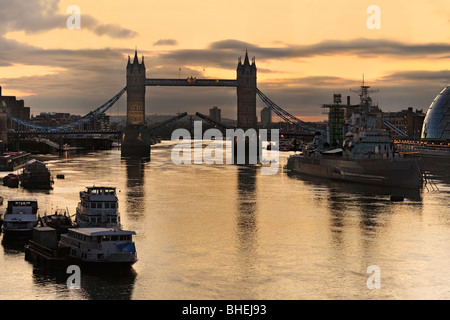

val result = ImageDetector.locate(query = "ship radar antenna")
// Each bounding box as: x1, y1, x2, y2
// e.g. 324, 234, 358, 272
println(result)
350, 75, 379, 110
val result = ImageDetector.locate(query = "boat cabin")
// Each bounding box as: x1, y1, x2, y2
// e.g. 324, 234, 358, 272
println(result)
60, 228, 137, 263
76, 186, 121, 228
79, 187, 118, 209
6, 199, 38, 215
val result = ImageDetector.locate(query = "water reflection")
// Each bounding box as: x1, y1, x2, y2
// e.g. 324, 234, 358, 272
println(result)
287, 171, 423, 201
30, 265, 137, 300
421, 156, 450, 187
1, 237, 28, 255
236, 166, 258, 249
122, 157, 148, 220
79, 269, 137, 300
287, 171, 424, 252
327, 194, 348, 247
235, 166, 259, 297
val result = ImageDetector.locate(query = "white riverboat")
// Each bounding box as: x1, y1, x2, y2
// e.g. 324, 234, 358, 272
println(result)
75, 186, 121, 229
59, 228, 137, 267
2, 199, 39, 238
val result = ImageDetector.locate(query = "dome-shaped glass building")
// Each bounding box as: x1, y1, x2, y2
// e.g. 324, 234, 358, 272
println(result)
421, 85, 450, 141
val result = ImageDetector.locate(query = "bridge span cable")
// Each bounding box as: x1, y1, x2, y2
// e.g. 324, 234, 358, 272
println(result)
8, 87, 127, 131
148, 112, 189, 131
256, 88, 324, 133
195, 112, 232, 130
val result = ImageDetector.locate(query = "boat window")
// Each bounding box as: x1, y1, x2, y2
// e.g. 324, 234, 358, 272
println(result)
119, 235, 127, 241
101, 236, 110, 241
105, 202, 110, 209
111, 235, 118, 241
110, 203, 116, 209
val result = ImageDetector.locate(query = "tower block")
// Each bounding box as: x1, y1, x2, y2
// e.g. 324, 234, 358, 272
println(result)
234, 51, 260, 164
127, 50, 146, 125
122, 50, 152, 157
236, 51, 257, 129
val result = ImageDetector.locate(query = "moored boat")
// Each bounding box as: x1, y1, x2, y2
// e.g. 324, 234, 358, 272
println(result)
75, 186, 121, 229
20, 159, 54, 190
39, 208, 73, 238
3, 173, 20, 188
59, 228, 137, 267
24, 227, 70, 270
2, 199, 39, 238
0, 151, 32, 171
286, 84, 424, 189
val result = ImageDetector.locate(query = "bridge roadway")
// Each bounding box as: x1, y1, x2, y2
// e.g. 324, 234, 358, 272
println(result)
8, 130, 121, 135
145, 78, 238, 87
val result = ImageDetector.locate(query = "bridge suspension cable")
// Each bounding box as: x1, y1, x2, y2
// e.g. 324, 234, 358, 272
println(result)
8, 87, 127, 131
256, 88, 324, 133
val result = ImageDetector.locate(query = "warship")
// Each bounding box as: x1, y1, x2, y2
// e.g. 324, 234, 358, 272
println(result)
286, 82, 423, 189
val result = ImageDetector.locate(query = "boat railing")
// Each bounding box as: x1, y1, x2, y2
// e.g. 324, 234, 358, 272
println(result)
81, 209, 118, 216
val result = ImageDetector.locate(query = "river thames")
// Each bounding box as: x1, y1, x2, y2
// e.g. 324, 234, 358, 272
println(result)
0, 141, 449, 300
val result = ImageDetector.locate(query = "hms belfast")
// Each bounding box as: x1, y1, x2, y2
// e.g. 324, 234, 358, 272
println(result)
287, 82, 424, 189
121, 50, 152, 157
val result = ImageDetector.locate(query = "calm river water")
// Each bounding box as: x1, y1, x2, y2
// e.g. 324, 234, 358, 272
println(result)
0, 141, 449, 300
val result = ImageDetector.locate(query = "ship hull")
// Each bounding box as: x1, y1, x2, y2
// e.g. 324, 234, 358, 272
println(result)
287, 155, 423, 188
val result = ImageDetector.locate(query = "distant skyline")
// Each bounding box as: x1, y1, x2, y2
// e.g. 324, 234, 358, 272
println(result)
1, 0, 450, 121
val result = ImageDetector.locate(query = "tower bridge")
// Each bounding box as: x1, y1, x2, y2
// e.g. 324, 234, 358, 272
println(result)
122, 49, 317, 156
5, 49, 322, 156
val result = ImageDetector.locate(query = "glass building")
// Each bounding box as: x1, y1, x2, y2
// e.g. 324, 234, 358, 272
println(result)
421, 85, 450, 141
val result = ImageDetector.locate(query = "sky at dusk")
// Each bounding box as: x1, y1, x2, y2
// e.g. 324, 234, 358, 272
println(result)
1, 0, 450, 121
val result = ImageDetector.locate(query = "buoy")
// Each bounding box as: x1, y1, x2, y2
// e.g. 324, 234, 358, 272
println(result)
7, 177, 19, 188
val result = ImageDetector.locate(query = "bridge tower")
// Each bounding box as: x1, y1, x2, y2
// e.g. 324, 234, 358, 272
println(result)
237, 50, 257, 129
122, 50, 151, 157
126, 50, 146, 125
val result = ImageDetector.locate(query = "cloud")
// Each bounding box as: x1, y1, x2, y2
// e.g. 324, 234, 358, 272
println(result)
1, 7, 450, 122
0, 0, 137, 39
154, 38, 450, 71
153, 39, 179, 46
380, 70, 450, 82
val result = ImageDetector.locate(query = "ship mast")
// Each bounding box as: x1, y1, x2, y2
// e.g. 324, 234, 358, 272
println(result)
350, 74, 379, 111
349, 75, 380, 129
